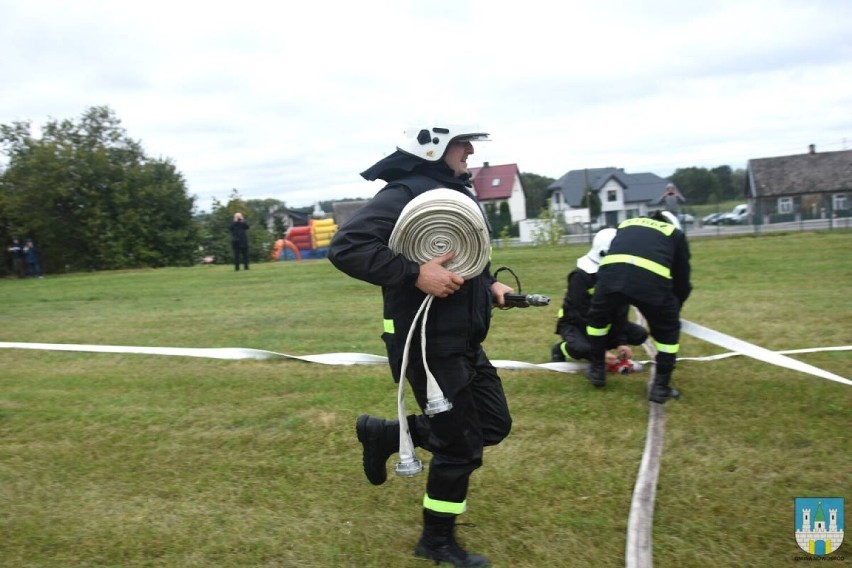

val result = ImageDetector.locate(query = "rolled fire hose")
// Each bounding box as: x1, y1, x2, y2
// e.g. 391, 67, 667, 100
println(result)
388, 187, 491, 476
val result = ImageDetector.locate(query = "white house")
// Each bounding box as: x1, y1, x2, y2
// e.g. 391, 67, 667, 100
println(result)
548, 167, 672, 230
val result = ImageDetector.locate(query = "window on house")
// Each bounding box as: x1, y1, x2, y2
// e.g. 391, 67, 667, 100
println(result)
778, 197, 793, 214
491, 178, 501, 187
607, 190, 617, 202
833, 193, 848, 211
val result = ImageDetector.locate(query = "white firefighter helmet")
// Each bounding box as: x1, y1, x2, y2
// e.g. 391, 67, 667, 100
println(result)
397, 124, 490, 161
659, 210, 682, 231
576, 228, 617, 273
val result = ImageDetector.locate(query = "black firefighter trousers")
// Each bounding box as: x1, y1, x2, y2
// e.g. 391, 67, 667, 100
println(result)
400, 346, 512, 509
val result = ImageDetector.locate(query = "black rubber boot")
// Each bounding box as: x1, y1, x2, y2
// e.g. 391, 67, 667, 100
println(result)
648, 373, 681, 404
585, 359, 606, 388
551, 342, 566, 362
414, 510, 490, 567
355, 414, 399, 485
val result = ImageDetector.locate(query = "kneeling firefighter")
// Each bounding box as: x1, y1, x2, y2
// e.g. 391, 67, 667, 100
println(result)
584, 210, 692, 402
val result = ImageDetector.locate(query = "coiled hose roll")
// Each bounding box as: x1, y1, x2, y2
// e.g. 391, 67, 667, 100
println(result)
389, 187, 490, 280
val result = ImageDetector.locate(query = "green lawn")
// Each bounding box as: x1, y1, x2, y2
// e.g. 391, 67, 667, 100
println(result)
1, 230, 850, 567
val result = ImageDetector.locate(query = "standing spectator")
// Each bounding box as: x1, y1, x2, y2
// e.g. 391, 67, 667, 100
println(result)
7, 237, 26, 278
329, 122, 513, 567
23, 238, 42, 278
656, 183, 686, 215
229, 212, 250, 271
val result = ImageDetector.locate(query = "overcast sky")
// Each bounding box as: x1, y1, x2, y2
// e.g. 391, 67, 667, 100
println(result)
2, 0, 851, 212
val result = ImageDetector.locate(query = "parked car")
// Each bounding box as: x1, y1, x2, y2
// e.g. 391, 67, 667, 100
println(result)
701, 212, 725, 225
720, 204, 750, 225
677, 213, 695, 226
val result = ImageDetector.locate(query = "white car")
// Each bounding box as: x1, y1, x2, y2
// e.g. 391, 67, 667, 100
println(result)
721, 204, 749, 224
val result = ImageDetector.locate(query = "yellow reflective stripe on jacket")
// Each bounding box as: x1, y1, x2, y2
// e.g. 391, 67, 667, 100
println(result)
654, 340, 680, 354
586, 324, 611, 337
423, 495, 467, 515
618, 217, 675, 236
600, 254, 672, 279
557, 308, 564, 318
383, 319, 394, 334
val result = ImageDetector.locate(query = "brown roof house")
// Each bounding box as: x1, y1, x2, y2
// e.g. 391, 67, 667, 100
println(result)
746, 145, 852, 223
468, 162, 527, 233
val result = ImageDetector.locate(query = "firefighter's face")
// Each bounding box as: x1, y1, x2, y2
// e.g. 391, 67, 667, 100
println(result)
443, 139, 474, 177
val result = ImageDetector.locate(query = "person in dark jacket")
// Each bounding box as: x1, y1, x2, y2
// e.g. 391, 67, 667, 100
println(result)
7, 237, 25, 278
328, 123, 513, 567
552, 228, 648, 373
23, 238, 42, 278
585, 211, 692, 403
229, 212, 250, 271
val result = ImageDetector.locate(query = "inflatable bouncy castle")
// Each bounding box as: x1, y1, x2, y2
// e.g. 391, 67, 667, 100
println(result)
272, 218, 339, 261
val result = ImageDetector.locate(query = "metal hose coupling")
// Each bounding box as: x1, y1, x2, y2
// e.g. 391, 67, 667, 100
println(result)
389, 187, 491, 476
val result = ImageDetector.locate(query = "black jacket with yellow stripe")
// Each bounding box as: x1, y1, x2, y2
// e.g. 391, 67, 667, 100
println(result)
597, 217, 692, 306
328, 158, 496, 379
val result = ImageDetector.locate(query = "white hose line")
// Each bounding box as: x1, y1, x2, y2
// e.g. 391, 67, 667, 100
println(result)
680, 319, 851, 386
0, 341, 849, 379
0, 342, 388, 363
1, 340, 849, 378
625, 315, 852, 568
625, 311, 663, 568
394, 294, 432, 474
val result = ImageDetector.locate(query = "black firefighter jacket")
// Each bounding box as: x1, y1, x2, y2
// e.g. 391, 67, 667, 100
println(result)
597, 217, 693, 307
328, 159, 497, 375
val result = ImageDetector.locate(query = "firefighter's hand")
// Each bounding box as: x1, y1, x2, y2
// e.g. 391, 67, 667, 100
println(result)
416, 251, 464, 298
491, 281, 514, 308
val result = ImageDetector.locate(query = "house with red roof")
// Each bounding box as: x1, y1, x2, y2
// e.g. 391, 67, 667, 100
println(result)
468, 162, 527, 227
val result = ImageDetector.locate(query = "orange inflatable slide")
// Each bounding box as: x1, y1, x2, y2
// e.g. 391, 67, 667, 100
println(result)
270, 238, 301, 261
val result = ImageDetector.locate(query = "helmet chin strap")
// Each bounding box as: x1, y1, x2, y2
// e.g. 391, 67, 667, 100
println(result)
388, 187, 491, 477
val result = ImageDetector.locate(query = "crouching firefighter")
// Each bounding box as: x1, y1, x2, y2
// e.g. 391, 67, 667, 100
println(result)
584, 210, 692, 403
328, 122, 514, 567
552, 228, 649, 373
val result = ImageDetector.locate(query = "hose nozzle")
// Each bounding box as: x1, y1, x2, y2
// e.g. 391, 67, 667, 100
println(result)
503, 293, 551, 308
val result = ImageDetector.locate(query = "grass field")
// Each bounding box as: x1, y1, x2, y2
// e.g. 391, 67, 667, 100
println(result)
1, 230, 850, 567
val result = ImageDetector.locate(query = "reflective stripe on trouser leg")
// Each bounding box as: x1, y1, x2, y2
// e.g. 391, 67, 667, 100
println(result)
586, 324, 611, 337
653, 340, 679, 354
585, 324, 610, 363
423, 494, 467, 515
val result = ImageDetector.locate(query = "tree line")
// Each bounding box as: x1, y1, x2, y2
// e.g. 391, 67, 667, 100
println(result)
1, 106, 745, 276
